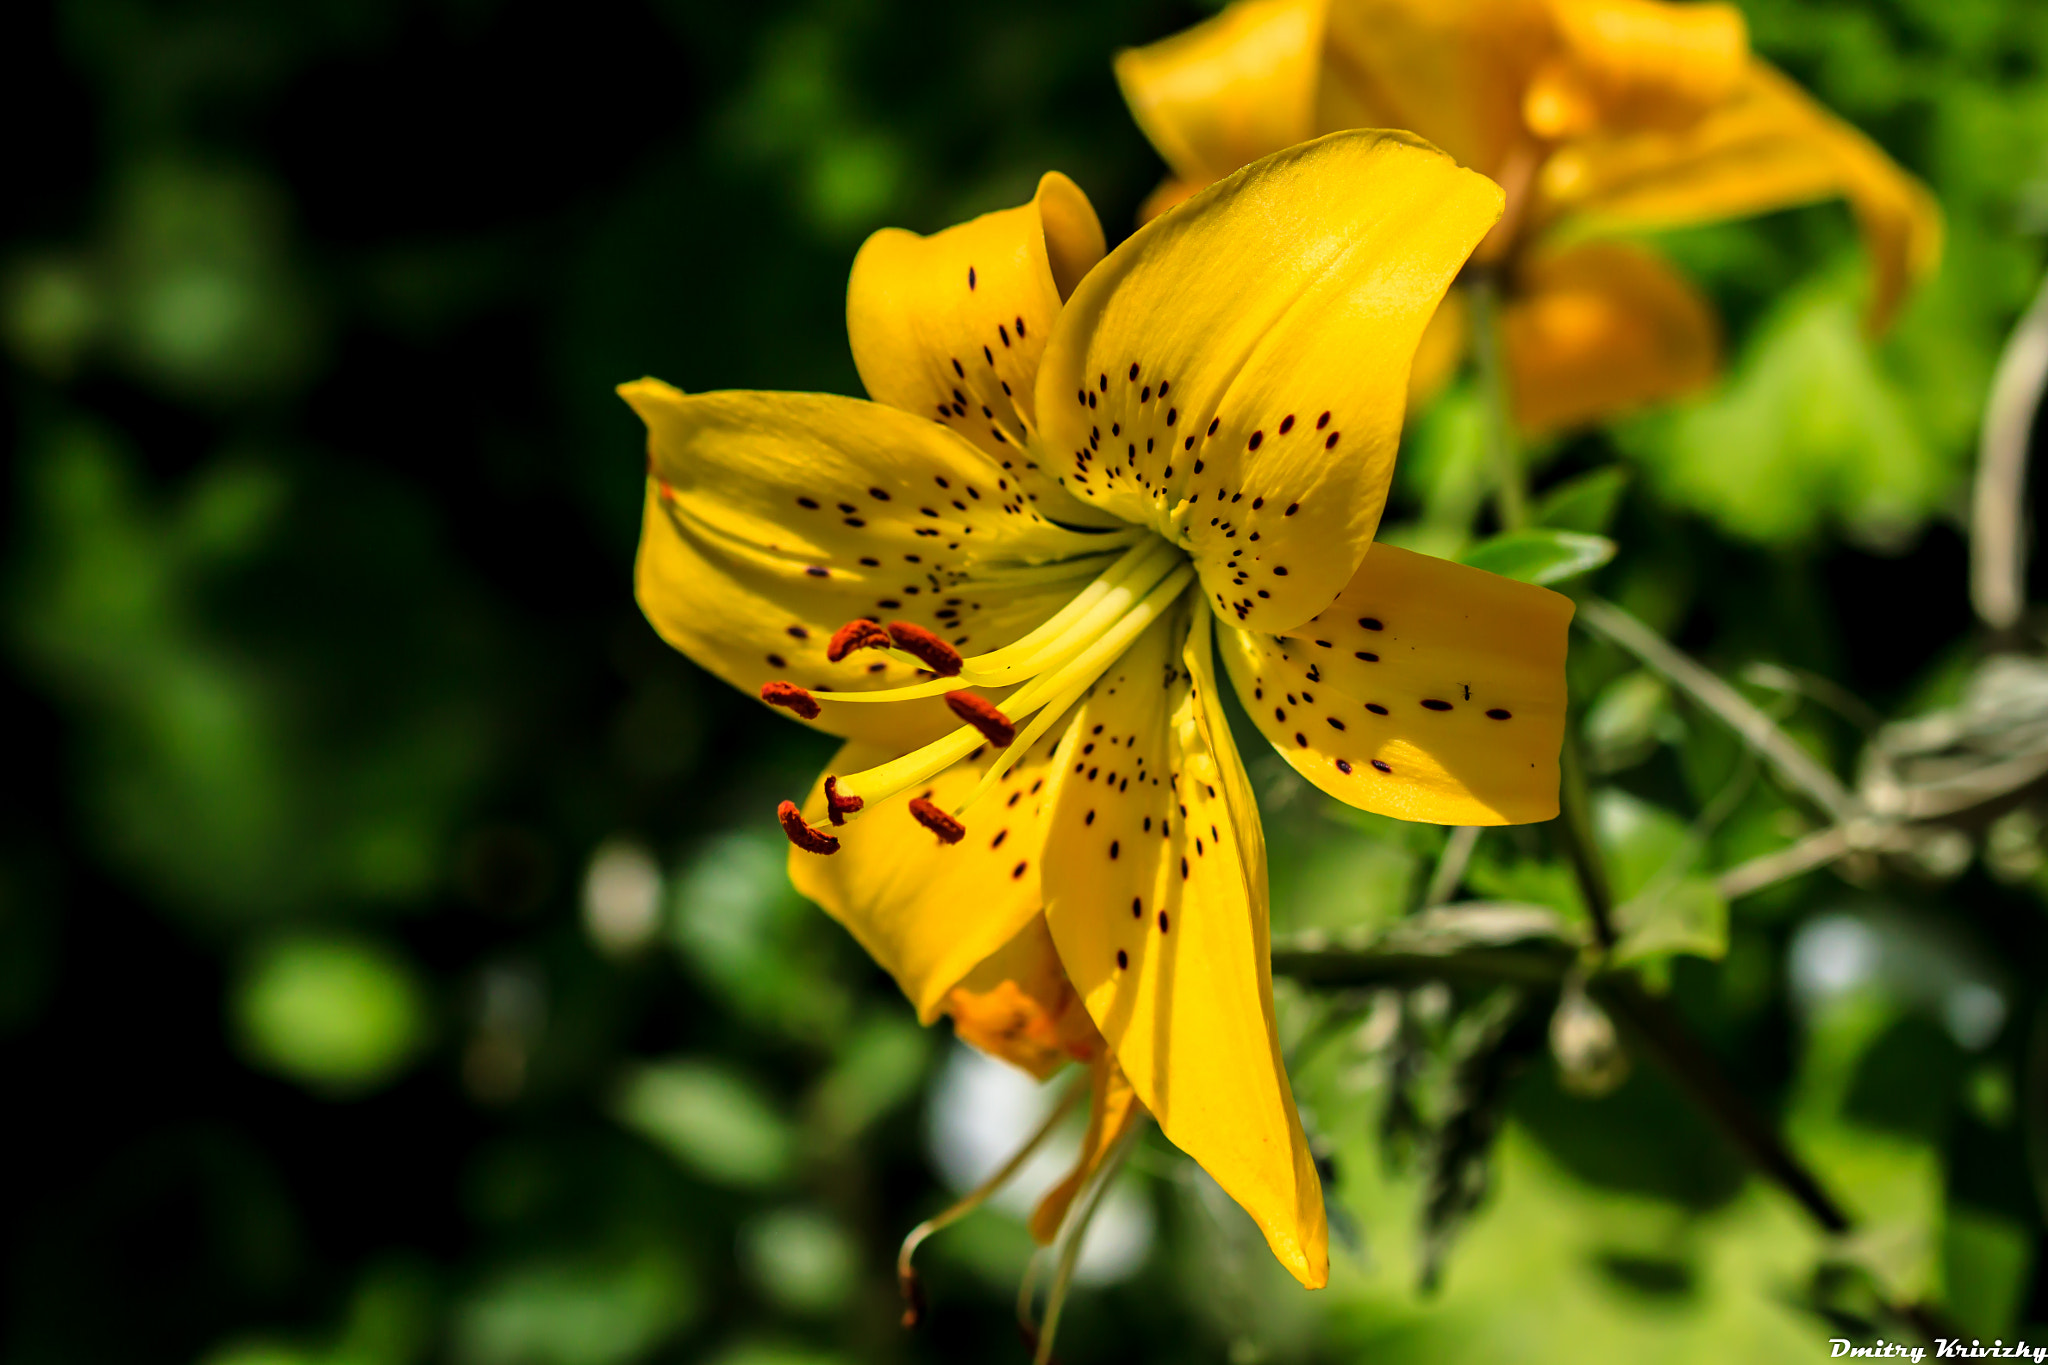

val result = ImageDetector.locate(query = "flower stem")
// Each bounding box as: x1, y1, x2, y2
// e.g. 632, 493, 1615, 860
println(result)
1557, 734, 1617, 950
1467, 269, 1528, 532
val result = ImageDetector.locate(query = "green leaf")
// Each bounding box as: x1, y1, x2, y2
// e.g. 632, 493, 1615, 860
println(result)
1612, 879, 1729, 966
231, 934, 429, 1094
1616, 271, 1957, 548
1534, 467, 1631, 535
1460, 529, 1616, 586
613, 1061, 795, 1188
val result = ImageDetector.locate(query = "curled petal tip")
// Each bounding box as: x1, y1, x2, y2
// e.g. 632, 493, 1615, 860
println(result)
897, 1262, 926, 1330
909, 797, 965, 844
887, 621, 963, 676
760, 680, 821, 719
824, 775, 864, 825
944, 691, 1016, 747
826, 617, 892, 663
778, 799, 841, 854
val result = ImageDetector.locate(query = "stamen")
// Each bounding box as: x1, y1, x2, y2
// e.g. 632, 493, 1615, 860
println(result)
945, 692, 1016, 747
827, 617, 892, 662
899, 1079, 1084, 1329
889, 621, 964, 676
777, 799, 840, 854
760, 680, 820, 719
910, 797, 966, 843
824, 775, 862, 825
1029, 1119, 1147, 1365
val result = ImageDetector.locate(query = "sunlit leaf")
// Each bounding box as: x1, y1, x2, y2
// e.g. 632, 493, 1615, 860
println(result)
1459, 529, 1616, 586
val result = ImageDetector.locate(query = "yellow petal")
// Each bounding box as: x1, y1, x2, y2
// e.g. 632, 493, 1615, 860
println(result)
1536, 59, 1941, 332
789, 719, 1075, 1025
1523, 0, 1748, 140
943, 915, 1104, 1082
1320, 0, 1554, 180
1218, 541, 1572, 824
1113, 0, 1326, 189
1029, 1056, 1144, 1245
1407, 288, 1471, 414
1504, 239, 1720, 434
626, 380, 1131, 747
1033, 130, 1503, 636
1042, 602, 1328, 1287
848, 173, 1117, 526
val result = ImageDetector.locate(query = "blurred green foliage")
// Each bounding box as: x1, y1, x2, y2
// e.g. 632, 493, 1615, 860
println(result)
4, 0, 2047, 1363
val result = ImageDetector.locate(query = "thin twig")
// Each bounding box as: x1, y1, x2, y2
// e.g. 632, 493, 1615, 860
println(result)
1557, 734, 1618, 948
1467, 270, 1529, 532
1973, 270, 2048, 633
1423, 826, 1482, 908
1716, 826, 1854, 900
1577, 596, 1860, 823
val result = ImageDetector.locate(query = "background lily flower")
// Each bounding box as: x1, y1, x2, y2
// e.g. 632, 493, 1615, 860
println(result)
624, 130, 1576, 1294
1115, 0, 1944, 434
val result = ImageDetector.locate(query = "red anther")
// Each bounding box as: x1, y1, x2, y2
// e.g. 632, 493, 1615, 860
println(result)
887, 621, 963, 676
824, 775, 863, 825
909, 797, 965, 844
760, 680, 821, 719
945, 691, 1015, 747
826, 617, 892, 663
778, 800, 840, 854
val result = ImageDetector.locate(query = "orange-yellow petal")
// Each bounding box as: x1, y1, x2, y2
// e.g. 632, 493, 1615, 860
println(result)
1408, 287, 1472, 414
1523, 0, 1748, 140
944, 915, 1104, 1081
1536, 59, 1941, 332
1029, 1057, 1144, 1244
1042, 602, 1328, 1288
789, 720, 1075, 1025
1034, 130, 1502, 635
1319, 0, 1553, 181
625, 382, 1131, 747
1113, 0, 1327, 190
1503, 239, 1720, 434
848, 172, 1114, 526
1218, 541, 1573, 825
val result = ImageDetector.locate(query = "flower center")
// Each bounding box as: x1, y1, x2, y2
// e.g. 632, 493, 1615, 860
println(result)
769, 534, 1194, 852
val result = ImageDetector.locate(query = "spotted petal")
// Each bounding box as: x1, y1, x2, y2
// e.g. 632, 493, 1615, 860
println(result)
1042, 601, 1327, 1288
942, 914, 1103, 1081
1504, 239, 1720, 434
626, 380, 1134, 747
1218, 541, 1572, 824
789, 721, 1076, 1025
1033, 130, 1503, 636
1113, 0, 1326, 191
848, 172, 1115, 527
1535, 60, 1941, 332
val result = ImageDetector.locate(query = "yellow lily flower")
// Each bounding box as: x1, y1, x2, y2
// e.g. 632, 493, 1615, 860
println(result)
1116, 0, 1942, 434
622, 131, 1575, 1291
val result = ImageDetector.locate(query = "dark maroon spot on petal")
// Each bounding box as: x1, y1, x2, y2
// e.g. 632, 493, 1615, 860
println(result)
1421, 699, 1453, 711
1131, 896, 1142, 917
1488, 708, 1513, 720
1012, 860, 1028, 879
1325, 432, 1340, 449
797, 496, 819, 509
1279, 414, 1295, 434
806, 565, 829, 578
1159, 908, 1171, 931
1109, 840, 1120, 859
967, 266, 976, 289
1366, 703, 1389, 715
1116, 950, 1128, 969
1285, 502, 1300, 516
1207, 417, 1220, 436
1248, 431, 1264, 450
1273, 566, 1288, 576
1371, 759, 1393, 773
1328, 717, 1346, 730
1336, 758, 1353, 774
1358, 617, 1384, 631
1356, 651, 1379, 663
766, 653, 787, 669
